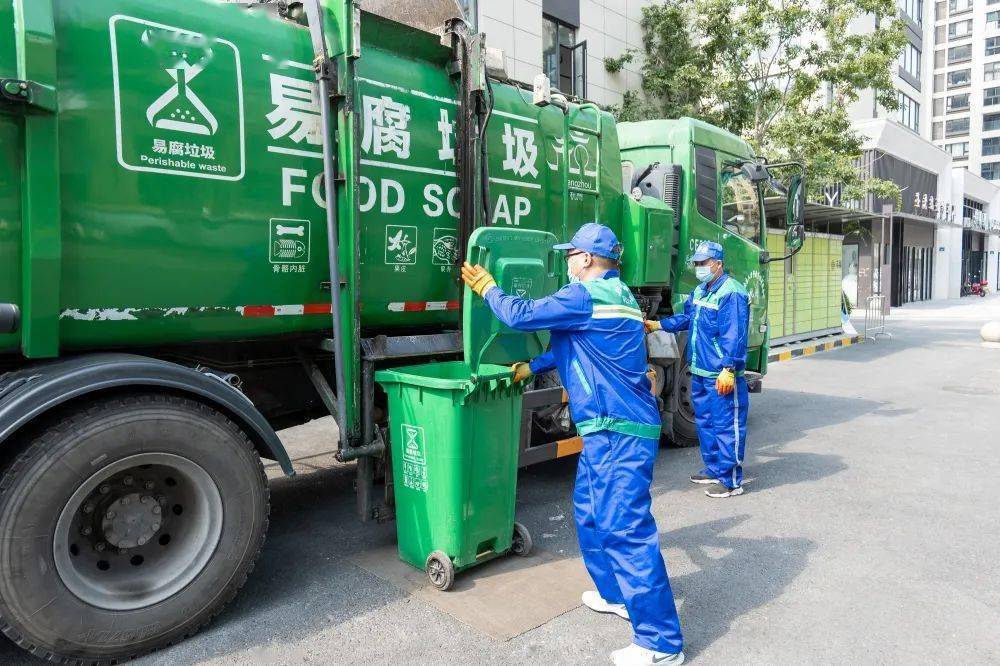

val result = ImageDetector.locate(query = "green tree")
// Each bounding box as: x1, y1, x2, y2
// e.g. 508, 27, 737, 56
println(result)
609, 0, 908, 202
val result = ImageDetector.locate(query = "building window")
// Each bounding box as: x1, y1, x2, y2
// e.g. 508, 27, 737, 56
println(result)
543, 15, 586, 97
948, 93, 970, 111
899, 43, 921, 79
897, 92, 920, 132
982, 163, 1000, 180
949, 19, 973, 40
946, 117, 970, 136
964, 199, 986, 230
949, 0, 973, 12
947, 68, 971, 88
984, 137, 1000, 156
988, 62, 1000, 82
988, 37, 1000, 56
899, 44, 921, 80
901, 0, 924, 22
987, 86, 1000, 107
948, 44, 971, 63
990, 10, 1000, 30
946, 141, 970, 158
985, 112, 1000, 130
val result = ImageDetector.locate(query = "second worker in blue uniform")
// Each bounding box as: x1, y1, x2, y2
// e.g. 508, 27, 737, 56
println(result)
645, 241, 750, 498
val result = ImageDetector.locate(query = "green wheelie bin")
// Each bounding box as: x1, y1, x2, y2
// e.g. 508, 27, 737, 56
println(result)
375, 361, 532, 590
374, 227, 559, 589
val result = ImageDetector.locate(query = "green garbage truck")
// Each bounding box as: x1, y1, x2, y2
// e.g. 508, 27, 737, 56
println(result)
0, 0, 805, 661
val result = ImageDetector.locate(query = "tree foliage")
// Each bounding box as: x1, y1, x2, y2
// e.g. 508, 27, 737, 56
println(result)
609, 0, 908, 203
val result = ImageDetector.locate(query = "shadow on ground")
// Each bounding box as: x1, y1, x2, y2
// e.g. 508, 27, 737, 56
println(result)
664, 515, 815, 660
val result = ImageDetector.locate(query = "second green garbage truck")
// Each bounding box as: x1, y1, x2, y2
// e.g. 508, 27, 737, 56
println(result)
0, 0, 805, 661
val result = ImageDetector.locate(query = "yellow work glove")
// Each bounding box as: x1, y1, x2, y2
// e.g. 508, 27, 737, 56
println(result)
716, 367, 735, 396
511, 362, 533, 383
460, 261, 497, 298
644, 319, 662, 333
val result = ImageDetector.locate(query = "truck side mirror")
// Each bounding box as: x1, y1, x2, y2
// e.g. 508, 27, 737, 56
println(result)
786, 224, 805, 252
786, 174, 805, 227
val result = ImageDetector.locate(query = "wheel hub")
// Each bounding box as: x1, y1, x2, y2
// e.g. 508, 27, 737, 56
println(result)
53, 453, 223, 611
101, 492, 162, 549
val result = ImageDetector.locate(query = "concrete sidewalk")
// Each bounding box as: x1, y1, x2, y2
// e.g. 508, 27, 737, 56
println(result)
3, 299, 999, 665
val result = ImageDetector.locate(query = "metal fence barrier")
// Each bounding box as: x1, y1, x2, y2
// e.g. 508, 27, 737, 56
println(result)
863, 294, 891, 342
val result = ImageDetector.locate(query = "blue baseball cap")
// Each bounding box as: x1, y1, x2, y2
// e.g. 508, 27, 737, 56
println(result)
689, 241, 724, 263
553, 222, 622, 259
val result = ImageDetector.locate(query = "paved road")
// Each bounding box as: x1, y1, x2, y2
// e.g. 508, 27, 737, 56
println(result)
3, 297, 999, 664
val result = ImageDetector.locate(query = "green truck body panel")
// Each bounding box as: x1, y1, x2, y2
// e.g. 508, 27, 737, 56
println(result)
0, 0, 621, 352
1, 0, 781, 431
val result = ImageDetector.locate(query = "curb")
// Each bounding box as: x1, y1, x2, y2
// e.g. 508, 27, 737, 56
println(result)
768, 335, 862, 363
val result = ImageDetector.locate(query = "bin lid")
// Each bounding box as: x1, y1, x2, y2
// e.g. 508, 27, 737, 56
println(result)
463, 227, 560, 375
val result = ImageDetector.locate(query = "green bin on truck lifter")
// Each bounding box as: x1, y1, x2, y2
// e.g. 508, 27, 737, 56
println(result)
374, 227, 560, 590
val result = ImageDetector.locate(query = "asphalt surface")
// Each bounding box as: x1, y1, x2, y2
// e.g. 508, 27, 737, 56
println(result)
3, 296, 999, 665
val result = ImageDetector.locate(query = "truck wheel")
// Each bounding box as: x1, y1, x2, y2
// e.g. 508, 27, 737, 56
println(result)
670, 364, 699, 448
0, 394, 269, 664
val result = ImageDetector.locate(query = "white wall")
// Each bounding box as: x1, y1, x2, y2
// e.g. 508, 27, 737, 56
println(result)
933, 224, 964, 299
477, 0, 653, 107
986, 234, 1000, 288
479, 0, 544, 85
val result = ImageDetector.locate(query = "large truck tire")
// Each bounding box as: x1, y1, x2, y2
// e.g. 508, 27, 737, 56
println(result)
0, 394, 269, 664
670, 363, 700, 448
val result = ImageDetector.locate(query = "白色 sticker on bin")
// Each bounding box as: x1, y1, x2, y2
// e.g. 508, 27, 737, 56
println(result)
400, 423, 428, 493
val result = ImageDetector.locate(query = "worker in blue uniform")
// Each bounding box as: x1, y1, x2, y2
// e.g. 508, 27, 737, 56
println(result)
645, 241, 749, 498
461, 223, 684, 666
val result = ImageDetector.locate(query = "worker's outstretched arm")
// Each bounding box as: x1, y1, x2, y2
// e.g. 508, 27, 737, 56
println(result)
716, 290, 750, 368
528, 349, 557, 374
482, 283, 592, 332
658, 292, 695, 333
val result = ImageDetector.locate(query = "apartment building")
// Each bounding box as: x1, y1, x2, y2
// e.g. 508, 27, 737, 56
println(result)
842, 0, 1000, 301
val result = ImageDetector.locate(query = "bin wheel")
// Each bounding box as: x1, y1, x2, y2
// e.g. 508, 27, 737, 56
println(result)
511, 522, 533, 557
425, 551, 455, 591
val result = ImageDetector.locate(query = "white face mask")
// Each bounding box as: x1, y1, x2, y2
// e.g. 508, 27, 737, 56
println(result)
695, 265, 714, 283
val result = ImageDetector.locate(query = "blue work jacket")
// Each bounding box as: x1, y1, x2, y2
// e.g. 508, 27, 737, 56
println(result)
659, 272, 750, 378
483, 270, 661, 440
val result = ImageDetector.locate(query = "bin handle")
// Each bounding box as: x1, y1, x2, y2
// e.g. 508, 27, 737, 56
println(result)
470, 368, 515, 383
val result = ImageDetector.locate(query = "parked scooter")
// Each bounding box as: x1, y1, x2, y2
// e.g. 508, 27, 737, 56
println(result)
971, 280, 989, 297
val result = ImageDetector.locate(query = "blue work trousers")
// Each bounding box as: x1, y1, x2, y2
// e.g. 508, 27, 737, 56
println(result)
573, 431, 683, 654
690, 374, 749, 489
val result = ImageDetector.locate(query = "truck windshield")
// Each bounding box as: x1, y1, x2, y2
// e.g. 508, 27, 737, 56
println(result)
721, 170, 763, 245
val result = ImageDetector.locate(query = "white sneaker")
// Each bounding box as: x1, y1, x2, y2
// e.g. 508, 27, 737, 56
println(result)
581, 590, 629, 620
610, 643, 685, 666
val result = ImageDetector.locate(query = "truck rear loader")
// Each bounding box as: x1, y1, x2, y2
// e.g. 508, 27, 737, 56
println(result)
0, 0, 805, 661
